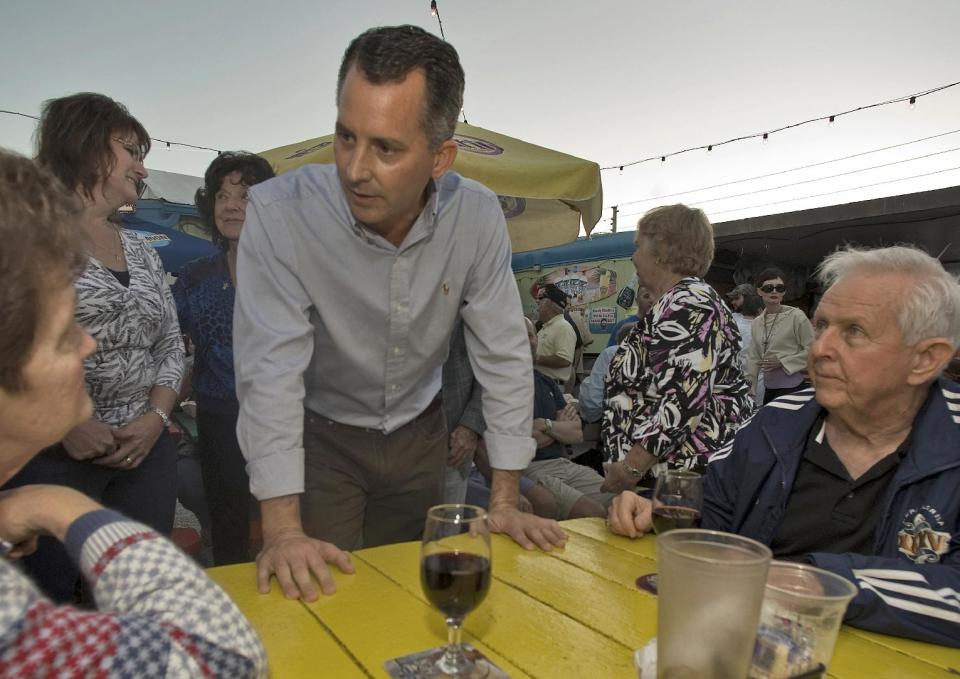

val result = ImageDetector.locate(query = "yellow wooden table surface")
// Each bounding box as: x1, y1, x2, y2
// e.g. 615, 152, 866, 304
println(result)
207, 518, 960, 678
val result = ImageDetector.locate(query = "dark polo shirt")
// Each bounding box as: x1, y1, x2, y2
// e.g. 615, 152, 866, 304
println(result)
533, 370, 568, 461
771, 416, 907, 560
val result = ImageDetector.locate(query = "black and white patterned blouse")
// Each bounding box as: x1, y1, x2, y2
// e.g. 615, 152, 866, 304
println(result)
75, 230, 184, 426
602, 277, 752, 475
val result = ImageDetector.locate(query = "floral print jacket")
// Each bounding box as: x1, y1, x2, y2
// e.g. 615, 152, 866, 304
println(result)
602, 277, 752, 474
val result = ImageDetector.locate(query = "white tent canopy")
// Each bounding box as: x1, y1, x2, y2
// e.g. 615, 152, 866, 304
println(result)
141, 169, 202, 205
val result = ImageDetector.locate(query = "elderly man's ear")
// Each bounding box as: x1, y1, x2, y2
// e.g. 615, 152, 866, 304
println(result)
907, 338, 957, 385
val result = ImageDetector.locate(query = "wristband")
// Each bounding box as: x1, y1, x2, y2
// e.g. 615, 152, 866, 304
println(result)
621, 460, 645, 478
148, 405, 170, 427
544, 419, 554, 435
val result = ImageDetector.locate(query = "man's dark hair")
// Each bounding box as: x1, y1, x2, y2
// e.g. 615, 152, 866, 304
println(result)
756, 267, 787, 287
336, 25, 465, 149
195, 152, 275, 251
36, 92, 150, 201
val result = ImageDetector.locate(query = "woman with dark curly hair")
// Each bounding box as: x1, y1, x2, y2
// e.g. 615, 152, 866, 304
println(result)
3, 93, 184, 603
172, 152, 275, 565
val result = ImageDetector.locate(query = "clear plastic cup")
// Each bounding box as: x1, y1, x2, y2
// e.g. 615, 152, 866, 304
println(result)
750, 561, 858, 679
657, 529, 773, 679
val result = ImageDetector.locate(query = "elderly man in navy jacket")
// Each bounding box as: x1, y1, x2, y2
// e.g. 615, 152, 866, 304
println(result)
608, 245, 960, 648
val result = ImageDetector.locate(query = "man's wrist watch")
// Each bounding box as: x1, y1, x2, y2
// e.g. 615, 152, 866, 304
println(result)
148, 405, 170, 427
621, 460, 645, 478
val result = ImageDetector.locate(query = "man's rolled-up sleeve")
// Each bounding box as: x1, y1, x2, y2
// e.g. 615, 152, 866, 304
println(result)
234, 196, 316, 500
460, 201, 535, 471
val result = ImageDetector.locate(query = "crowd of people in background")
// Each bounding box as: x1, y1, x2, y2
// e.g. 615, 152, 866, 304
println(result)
0, 21, 957, 677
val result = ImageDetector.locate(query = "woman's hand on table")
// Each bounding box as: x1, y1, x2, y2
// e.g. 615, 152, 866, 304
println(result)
600, 461, 639, 493
488, 506, 567, 551
96, 413, 164, 468
256, 528, 355, 601
62, 418, 116, 460
606, 491, 653, 539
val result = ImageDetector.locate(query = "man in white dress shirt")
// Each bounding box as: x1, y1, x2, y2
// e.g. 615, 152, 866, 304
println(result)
234, 25, 565, 602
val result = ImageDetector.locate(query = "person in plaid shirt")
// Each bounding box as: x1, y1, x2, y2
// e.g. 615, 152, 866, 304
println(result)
0, 150, 267, 677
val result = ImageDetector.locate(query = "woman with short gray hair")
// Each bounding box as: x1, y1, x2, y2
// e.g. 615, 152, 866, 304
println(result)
601, 204, 752, 489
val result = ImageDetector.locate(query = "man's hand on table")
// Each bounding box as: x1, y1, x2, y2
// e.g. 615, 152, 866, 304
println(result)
256, 527, 355, 602
606, 491, 653, 538
488, 506, 567, 551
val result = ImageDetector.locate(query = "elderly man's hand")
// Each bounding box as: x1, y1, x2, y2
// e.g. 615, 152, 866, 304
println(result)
488, 506, 567, 551
447, 425, 479, 467
256, 528, 355, 601
606, 491, 653, 538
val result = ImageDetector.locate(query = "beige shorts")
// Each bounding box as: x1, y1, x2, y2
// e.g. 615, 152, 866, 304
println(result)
524, 457, 615, 519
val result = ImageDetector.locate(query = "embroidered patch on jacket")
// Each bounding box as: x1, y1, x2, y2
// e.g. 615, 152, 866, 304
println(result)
897, 506, 951, 564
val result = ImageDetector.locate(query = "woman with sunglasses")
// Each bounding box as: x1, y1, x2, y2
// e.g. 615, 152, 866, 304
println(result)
2, 94, 184, 603
745, 267, 815, 405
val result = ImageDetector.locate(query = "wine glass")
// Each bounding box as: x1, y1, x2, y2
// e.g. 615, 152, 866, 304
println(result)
651, 469, 703, 535
420, 504, 492, 676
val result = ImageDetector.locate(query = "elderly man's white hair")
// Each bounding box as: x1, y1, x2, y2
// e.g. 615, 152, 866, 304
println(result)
816, 244, 960, 347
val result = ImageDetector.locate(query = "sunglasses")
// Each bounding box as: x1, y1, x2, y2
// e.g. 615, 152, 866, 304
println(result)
759, 284, 786, 293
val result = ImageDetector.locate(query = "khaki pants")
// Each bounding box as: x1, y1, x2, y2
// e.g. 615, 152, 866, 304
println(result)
524, 457, 615, 520
302, 401, 447, 551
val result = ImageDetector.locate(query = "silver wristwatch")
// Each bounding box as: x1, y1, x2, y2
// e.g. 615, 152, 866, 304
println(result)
148, 405, 170, 427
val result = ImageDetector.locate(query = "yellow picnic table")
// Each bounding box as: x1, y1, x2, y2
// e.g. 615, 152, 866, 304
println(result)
207, 518, 960, 678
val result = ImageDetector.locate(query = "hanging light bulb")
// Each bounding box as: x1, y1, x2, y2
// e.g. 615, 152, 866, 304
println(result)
762, 132, 769, 144
660, 156, 666, 163
909, 96, 917, 110
618, 166, 623, 174
430, 0, 438, 16
828, 115, 836, 125
707, 145, 713, 152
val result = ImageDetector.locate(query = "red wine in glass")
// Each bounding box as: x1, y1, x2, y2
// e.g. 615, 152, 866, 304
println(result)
651, 470, 703, 536
651, 506, 702, 534
421, 552, 491, 619
421, 504, 491, 676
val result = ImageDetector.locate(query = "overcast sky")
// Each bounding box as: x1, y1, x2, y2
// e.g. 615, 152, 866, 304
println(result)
2, 0, 959, 234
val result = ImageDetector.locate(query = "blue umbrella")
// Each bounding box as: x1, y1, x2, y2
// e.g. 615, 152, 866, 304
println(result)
121, 214, 218, 275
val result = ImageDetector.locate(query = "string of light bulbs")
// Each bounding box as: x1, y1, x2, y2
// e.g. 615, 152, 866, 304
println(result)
0, 108, 222, 155
609, 128, 960, 208
602, 80, 960, 172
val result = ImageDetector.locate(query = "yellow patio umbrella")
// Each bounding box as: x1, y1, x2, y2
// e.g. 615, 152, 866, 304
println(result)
258, 122, 603, 252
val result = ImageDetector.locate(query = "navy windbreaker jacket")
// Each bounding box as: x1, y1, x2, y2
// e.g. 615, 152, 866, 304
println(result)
703, 380, 960, 647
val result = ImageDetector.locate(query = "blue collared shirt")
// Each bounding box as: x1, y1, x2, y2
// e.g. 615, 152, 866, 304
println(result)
234, 165, 535, 500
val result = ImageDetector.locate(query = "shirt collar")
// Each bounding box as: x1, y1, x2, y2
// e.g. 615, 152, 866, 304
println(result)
348, 178, 440, 253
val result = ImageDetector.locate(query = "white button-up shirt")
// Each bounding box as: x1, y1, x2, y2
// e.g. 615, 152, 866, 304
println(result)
234, 165, 535, 500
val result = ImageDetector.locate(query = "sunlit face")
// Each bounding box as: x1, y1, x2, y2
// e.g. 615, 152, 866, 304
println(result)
214, 171, 249, 244
100, 133, 147, 209
0, 282, 96, 481
334, 65, 455, 240
808, 273, 916, 414
758, 277, 786, 307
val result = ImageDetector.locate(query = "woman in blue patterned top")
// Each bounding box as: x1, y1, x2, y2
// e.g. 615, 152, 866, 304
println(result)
4, 94, 185, 603
600, 204, 753, 492
173, 152, 274, 565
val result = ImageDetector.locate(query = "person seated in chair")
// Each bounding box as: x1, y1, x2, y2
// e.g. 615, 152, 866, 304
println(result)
608, 245, 960, 648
